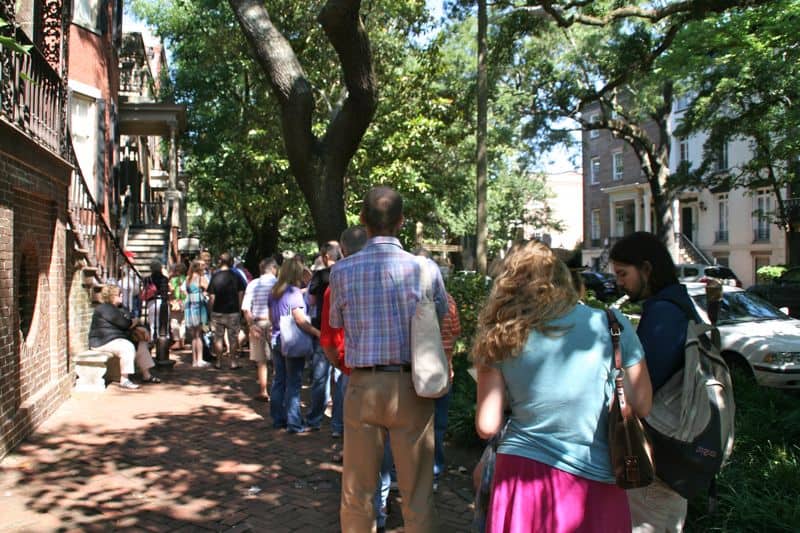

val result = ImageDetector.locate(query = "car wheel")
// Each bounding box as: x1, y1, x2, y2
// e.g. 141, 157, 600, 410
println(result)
722, 351, 754, 385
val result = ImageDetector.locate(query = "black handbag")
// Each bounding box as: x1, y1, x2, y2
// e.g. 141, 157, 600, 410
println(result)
605, 309, 656, 489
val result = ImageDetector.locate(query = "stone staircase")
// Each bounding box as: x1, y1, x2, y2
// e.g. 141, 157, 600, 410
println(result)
126, 227, 169, 273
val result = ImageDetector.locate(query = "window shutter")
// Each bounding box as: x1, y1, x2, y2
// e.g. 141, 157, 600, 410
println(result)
96, 98, 106, 207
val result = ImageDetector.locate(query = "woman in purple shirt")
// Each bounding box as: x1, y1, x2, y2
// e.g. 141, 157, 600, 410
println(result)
268, 258, 320, 433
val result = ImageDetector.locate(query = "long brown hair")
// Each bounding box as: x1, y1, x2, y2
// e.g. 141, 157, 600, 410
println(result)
271, 258, 304, 300
471, 241, 579, 366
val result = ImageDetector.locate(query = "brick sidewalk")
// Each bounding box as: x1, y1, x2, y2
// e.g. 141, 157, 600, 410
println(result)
0, 350, 476, 532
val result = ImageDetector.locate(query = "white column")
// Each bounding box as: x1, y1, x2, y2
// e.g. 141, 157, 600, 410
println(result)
643, 188, 652, 233
634, 191, 642, 231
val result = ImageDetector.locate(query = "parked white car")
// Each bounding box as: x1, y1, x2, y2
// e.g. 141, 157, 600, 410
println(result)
676, 263, 742, 287
686, 283, 800, 388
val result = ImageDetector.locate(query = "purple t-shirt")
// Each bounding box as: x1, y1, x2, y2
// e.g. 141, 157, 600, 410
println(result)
268, 285, 306, 344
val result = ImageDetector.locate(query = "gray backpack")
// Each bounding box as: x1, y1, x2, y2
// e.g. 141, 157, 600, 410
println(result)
643, 299, 735, 500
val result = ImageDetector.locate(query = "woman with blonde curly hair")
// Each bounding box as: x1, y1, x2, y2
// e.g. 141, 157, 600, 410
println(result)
89, 284, 161, 389
474, 241, 652, 532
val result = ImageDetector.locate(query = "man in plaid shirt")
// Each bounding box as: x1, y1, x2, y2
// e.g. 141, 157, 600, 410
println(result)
329, 186, 447, 533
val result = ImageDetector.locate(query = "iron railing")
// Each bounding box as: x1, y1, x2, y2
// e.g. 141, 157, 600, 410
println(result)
135, 200, 166, 226
677, 232, 713, 265
66, 132, 142, 286
753, 228, 770, 242
0, 27, 66, 156
714, 230, 729, 243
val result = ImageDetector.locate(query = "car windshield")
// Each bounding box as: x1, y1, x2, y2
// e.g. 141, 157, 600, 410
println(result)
692, 291, 788, 324
704, 267, 737, 280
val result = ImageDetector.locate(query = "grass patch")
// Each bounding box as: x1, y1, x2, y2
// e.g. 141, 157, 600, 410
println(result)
686, 370, 800, 531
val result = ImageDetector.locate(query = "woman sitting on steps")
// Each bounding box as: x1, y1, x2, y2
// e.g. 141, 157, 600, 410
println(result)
88, 284, 162, 390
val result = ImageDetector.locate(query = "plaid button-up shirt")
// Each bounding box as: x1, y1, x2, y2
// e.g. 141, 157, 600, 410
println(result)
329, 236, 448, 368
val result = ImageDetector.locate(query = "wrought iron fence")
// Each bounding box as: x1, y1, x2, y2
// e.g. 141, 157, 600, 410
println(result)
753, 228, 770, 242
0, 27, 66, 156
66, 132, 142, 285
714, 230, 729, 243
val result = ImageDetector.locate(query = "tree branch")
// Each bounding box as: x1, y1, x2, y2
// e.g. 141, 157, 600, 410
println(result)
318, 0, 378, 180
227, 0, 318, 181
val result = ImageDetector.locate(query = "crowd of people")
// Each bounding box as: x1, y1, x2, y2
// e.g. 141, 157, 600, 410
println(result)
88, 185, 701, 532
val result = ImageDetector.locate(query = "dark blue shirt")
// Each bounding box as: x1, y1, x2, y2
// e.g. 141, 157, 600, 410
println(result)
637, 283, 699, 391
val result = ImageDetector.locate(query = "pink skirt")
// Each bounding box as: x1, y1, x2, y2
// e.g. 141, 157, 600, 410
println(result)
486, 453, 631, 533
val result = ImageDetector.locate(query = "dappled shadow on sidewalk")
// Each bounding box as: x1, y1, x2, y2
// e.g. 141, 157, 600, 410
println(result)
0, 350, 476, 532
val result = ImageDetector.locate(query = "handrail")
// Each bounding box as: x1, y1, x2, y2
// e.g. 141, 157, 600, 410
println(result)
0, 28, 66, 157
676, 232, 713, 265
65, 128, 142, 286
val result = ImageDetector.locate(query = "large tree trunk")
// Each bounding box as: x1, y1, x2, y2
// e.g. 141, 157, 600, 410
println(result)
244, 213, 282, 273
476, 0, 488, 275
228, 0, 377, 245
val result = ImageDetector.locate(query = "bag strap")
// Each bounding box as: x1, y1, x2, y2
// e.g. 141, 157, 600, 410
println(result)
416, 257, 433, 303
605, 308, 632, 419
604, 308, 623, 371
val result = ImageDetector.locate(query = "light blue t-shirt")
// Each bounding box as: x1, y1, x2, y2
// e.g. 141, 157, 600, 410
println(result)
496, 304, 644, 483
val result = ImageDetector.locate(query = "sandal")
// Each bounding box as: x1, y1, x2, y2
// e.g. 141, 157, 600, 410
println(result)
142, 375, 162, 384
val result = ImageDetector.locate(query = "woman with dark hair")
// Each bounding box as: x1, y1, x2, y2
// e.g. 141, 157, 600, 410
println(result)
609, 231, 699, 531
474, 241, 652, 532
268, 258, 320, 433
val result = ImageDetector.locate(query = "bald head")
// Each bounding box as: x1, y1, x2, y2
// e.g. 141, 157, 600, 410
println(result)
361, 186, 403, 235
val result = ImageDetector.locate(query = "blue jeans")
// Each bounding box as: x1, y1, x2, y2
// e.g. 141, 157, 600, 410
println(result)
270, 346, 287, 429
285, 355, 307, 432
434, 388, 451, 479
270, 339, 307, 432
306, 342, 330, 429
331, 370, 348, 434
374, 436, 393, 528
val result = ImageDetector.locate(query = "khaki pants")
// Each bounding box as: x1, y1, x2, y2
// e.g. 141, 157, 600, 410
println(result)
341, 369, 437, 533
628, 477, 687, 533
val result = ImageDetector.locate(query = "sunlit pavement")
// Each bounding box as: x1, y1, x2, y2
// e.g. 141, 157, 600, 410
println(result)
0, 350, 475, 532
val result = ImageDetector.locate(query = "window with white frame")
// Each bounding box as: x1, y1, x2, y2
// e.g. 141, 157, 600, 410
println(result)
612, 152, 624, 181
73, 0, 101, 31
717, 194, 728, 242
714, 141, 729, 172
589, 114, 600, 139
678, 137, 689, 164
590, 157, 600, 184
753, 189, 771, 241
70, 93, 98, 200
591, 209, 601, 241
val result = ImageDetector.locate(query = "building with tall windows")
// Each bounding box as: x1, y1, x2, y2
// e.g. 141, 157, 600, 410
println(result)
581, 98, 785, 286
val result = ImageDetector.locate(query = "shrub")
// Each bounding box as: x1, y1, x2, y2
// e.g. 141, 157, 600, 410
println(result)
756, 264, 788, 283
686, 370, 800, 531
446, 272, 492, 447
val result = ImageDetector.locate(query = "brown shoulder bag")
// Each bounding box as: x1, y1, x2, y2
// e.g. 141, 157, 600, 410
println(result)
605, 308, 655, 489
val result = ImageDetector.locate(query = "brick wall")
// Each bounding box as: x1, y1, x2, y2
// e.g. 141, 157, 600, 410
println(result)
0, 126, 75, 458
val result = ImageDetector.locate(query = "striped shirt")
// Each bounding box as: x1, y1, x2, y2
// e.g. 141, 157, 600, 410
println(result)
241, 273, 277, 319
329, 236, 448, 368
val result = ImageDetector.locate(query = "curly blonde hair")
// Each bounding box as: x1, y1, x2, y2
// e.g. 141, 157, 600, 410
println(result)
471, 241, 579, 366
99, 284, 121, 304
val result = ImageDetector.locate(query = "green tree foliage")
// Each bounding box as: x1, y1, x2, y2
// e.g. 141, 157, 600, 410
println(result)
668, 0, 800, 231
131, 0, 303, 268
466, 0, 774, 249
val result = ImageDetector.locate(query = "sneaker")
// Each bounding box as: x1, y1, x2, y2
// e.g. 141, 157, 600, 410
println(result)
331, 430, 343, 439
432, 480, 439, 493
119, 379, 140, 390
